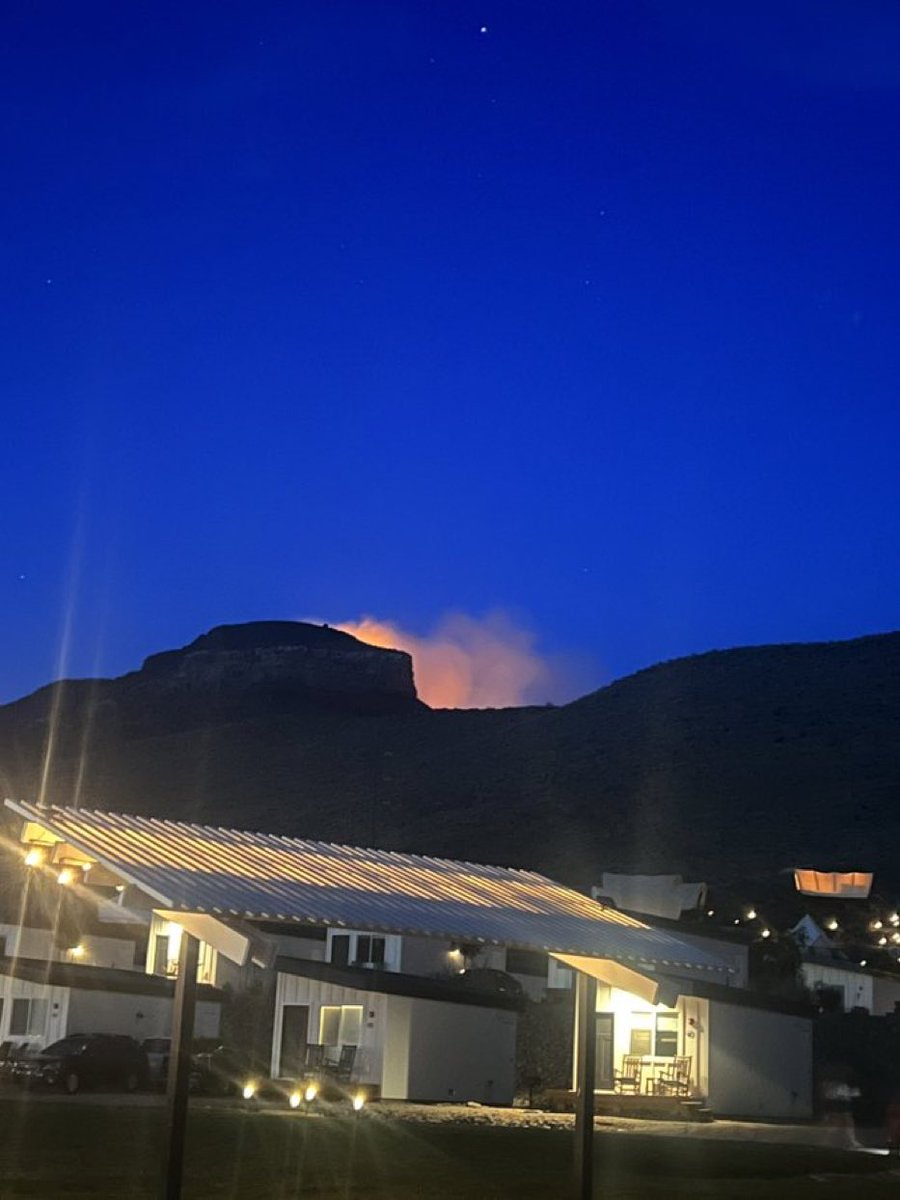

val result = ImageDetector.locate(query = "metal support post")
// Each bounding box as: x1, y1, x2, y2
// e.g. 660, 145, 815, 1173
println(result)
162, 930, 199, 1200
574, 970, 597, 1200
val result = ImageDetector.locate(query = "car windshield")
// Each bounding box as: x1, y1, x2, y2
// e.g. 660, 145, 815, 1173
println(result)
42, 1038, 88, 1058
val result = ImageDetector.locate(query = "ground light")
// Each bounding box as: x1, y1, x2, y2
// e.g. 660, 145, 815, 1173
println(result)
304, 1083, 318, 1103
242, 1082, 257, 1101
352, 1093, 366, 1112
288, 1092, 301, 1109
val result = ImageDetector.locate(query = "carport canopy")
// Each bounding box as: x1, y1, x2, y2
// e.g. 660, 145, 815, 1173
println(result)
6, 800, 731, 980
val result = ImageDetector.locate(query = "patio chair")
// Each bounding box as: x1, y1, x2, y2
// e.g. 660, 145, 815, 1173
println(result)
323, 1043, 357, 1084
303, 1043, 325, 1077
652, 1056, 692, 1097
613, 1055, 644, 1094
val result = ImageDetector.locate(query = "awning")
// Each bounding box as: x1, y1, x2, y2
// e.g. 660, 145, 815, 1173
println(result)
6, 800, 732, 978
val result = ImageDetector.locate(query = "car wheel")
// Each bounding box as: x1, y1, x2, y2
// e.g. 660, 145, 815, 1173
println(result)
64, 1072, 80, 1095
124, 1071, 140, 1093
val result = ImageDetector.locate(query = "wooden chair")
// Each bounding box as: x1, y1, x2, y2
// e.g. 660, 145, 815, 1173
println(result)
323, 1043, 357, 1084
652, 1056, 692, 1097
613, 1054, 644, 1094
303, 1043, 325, 1077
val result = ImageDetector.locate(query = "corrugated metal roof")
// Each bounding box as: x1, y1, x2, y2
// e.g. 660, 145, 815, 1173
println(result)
6, 801, 730, 975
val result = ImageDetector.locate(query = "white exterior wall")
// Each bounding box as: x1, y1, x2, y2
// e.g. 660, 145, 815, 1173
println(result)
801, 963, 873, 1012
66, 989, 220, 1042
581, 984, 705, 1097
707, 1001, 812, 1119
271, 970, 516, 1103
0, 977, 219, 1051
402, 998, 516, 1104
382, 996, 412, 1097
271, 972, 388, 1083
0, 925, 56, 960
0, 976, 70, 1049
0, 924, 139, 970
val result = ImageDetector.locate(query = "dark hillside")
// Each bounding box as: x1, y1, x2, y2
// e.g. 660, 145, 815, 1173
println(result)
1, 624, 898, 891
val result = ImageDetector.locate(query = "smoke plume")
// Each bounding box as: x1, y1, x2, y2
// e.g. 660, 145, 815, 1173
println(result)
336, 612, 586, 709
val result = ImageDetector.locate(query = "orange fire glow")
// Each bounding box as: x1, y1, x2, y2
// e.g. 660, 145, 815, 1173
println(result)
336, 612, 565, 709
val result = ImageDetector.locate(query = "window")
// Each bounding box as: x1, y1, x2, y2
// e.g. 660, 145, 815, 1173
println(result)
330, 935, 350, 967
655, 1013, 679, 1057
319, 1004, 363, 1050
10, 998, 48, 1036
355, 936, 385, 966
328, 931, 387, 967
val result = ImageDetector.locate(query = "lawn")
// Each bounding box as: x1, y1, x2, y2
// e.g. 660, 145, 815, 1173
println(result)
0, 1097, 895, 1199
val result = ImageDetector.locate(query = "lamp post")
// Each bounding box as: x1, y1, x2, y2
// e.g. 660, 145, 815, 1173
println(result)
573, 971, 597, 1200
162, 930, 199, 1200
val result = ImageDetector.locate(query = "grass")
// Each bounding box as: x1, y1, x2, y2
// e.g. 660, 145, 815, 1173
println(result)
0, 1096, 895, 1199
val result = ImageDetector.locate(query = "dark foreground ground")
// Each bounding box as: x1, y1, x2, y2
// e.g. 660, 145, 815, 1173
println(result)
0, 1097, 895, 1199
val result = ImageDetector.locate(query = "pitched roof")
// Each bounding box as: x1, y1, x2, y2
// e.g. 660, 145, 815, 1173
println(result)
5, 801, 730, 976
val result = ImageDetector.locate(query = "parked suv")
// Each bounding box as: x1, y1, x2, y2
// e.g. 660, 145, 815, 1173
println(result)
14, 1033, 149, 1094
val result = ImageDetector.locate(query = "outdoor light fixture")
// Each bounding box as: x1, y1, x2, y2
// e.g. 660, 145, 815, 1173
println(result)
706, 909, 715, 917
57, 867, 76, 887
69, 944, 85, 959
289, 1092, 301, 1109
872, 920, 883, 931
826, 918, 839, 932
352, 1093, 366, 1112
878, 936, 888, 946
745, 908, 757, 921
860, 959, 868, 967
891, 914, 900, 926
304, 1083, 318, 1103
760, 929, 771, 939
23, 847, 45, 867
242, 1082, 257, 1100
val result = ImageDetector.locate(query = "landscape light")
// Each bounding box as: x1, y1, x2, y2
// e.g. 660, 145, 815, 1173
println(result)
304, 1083, 318, 1103
891, 914, 900, 927
289, 1092, 301, 1109
860, 959, 868, 967
57, 867, 76, 887
69, 944, 85, 959
242, 1082, 257, 1100
825, 918, 839, 932
878, 936, 888, 946
706, 909, 715, 917
871, 920, 883, 931
892, 933, 900, 945
760, 929, 771, 939
23, 847, 45, 868
745, 909, 757, 921
352, 1093, 366, 1112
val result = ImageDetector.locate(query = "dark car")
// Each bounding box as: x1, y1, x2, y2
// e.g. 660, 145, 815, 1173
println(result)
14, 1033, 149, 1094
189, 1044, 269, 1097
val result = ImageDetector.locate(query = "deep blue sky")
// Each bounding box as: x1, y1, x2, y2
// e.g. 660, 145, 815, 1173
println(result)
2, 1, 900, 704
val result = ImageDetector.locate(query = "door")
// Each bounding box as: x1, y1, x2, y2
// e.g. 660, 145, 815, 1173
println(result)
279, 1005, 310, 1078
594, 1014, 614, 1090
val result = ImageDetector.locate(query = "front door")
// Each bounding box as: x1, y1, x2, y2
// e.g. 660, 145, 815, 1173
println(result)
594, 1013, 614, 1090
279, 1005, 310, 1078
